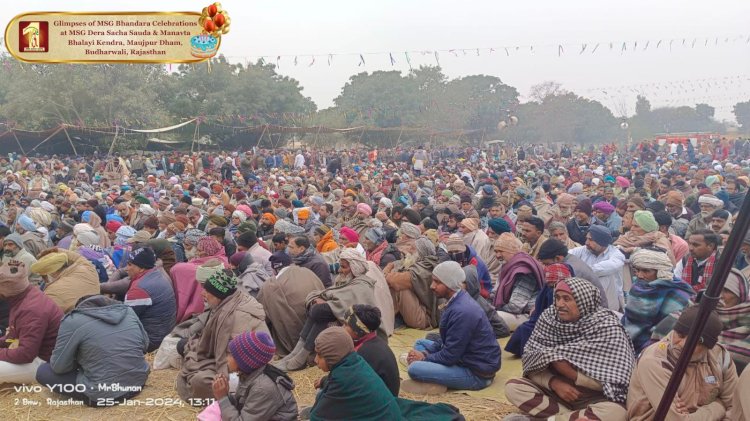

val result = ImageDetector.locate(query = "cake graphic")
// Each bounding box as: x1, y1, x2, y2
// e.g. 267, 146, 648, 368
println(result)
190, 3, 230, 59
190, 34, 218, 58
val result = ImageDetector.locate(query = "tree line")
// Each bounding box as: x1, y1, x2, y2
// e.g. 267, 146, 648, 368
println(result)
0, 53, 748, 149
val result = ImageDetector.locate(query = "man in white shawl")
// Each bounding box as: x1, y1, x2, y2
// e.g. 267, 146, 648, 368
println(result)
273, 248, 379, 372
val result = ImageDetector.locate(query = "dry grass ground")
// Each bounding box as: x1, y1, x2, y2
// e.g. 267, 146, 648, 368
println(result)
0, 363, 514, 420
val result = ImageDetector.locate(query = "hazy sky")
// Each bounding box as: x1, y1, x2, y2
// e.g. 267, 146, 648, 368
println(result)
3, 0, 749, 121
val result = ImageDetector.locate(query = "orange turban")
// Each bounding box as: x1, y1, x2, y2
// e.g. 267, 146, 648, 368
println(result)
263, 213, 277, 225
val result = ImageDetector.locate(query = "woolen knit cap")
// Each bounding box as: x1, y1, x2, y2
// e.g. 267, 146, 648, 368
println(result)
673, 305, 723, 349
315, 326, 354, 368
228, 331, 276, 373
432, 260, 466, 291
204, 269, 238, 300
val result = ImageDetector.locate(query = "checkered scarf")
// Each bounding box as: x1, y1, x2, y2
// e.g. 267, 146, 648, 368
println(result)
543, 263, 572, 286
682, 251, 717, 293
522, 277, 635, 403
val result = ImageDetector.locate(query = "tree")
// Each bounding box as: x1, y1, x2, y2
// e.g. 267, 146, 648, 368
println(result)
528, 81, 565, 102
695, 103, 715, 120
508, 92, 618, 145
635, 95, 651, 115
734, 101, 750, 133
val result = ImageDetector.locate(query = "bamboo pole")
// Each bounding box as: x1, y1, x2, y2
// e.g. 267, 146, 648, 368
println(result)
11, 130, 26, 155
61, 127, 78, 156
255, 124, 268, 148
29, 126, 63, 152
107, 125, 120, 156
190, 119, 200, 153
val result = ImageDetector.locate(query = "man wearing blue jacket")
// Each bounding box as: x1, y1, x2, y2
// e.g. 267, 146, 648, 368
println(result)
403, 261, 501, 391
123, 246, 176, 352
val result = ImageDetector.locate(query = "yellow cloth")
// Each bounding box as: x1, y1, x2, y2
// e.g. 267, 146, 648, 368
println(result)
31, 252, 68, 275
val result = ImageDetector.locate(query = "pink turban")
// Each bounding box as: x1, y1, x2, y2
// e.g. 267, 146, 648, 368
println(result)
339, 227, 360, 244
356, 203, 372, 216
236, 204, 253, 218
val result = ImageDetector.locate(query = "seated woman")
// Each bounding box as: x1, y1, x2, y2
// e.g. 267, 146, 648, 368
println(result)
274, 249, 379, 371
314, 304, 399, 397
170, 233, 230, 323
176, 269, 269, 401
309, 326, 401, 420
627, 306, 738, 420
505, 262, 572, 358
309, 326, 464, 421
504, 277, 634, 421
622, 248, 694, 354
492, 233, 544, 331
36, 295, 149, 407
0, 262, 63, 384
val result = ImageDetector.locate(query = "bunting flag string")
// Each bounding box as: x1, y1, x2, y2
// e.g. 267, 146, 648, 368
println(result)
201, 33, 750, 71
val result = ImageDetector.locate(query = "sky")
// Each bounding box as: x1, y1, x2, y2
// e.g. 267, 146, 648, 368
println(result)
3, 0, 750, 121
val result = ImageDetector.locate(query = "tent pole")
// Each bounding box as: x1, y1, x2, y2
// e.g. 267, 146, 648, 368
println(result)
107, 125, 119, 156
30, 126, 63, 152
62, 127, 78, 156
11, 130, 26, 155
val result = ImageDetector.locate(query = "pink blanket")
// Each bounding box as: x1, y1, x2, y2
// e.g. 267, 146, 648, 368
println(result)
169, 254, 229, 323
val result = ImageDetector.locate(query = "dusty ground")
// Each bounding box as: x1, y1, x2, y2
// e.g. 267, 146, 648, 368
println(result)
0, 364, 514, 420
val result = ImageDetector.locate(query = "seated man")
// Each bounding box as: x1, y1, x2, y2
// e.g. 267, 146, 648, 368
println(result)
123, 246, 177, 352
403, 261, 501, 392
627, 306, 738, 420
385, 228, 440, 329
30, 248, 101, 313
36, 295, 149, 407
622, 248, 694, 354
492, 233, 544, 331
287, 235, 332, 288
0, 262, 63, 384
176, 269, 269, 401
310, 327, 465, 420
445, 233, 492, 298
257, 257, 325, 357
505, 262, 572, 358
321, 304, 400, 397
504, 277, 634, 421
309, 326, 402, 420
274, 249, 379, 371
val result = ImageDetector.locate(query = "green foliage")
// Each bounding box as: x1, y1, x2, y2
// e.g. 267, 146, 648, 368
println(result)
506, 92, 619, 145
331, 66, 519, 147
0, 55, 315, 134
629, 97, 722, 140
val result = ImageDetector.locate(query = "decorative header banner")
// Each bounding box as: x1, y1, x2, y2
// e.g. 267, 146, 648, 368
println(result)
4, 4, 230, 63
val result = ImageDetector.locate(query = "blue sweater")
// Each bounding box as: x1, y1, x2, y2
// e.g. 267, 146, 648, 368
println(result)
426, 290, 501, 375
124, 268, 177, 352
